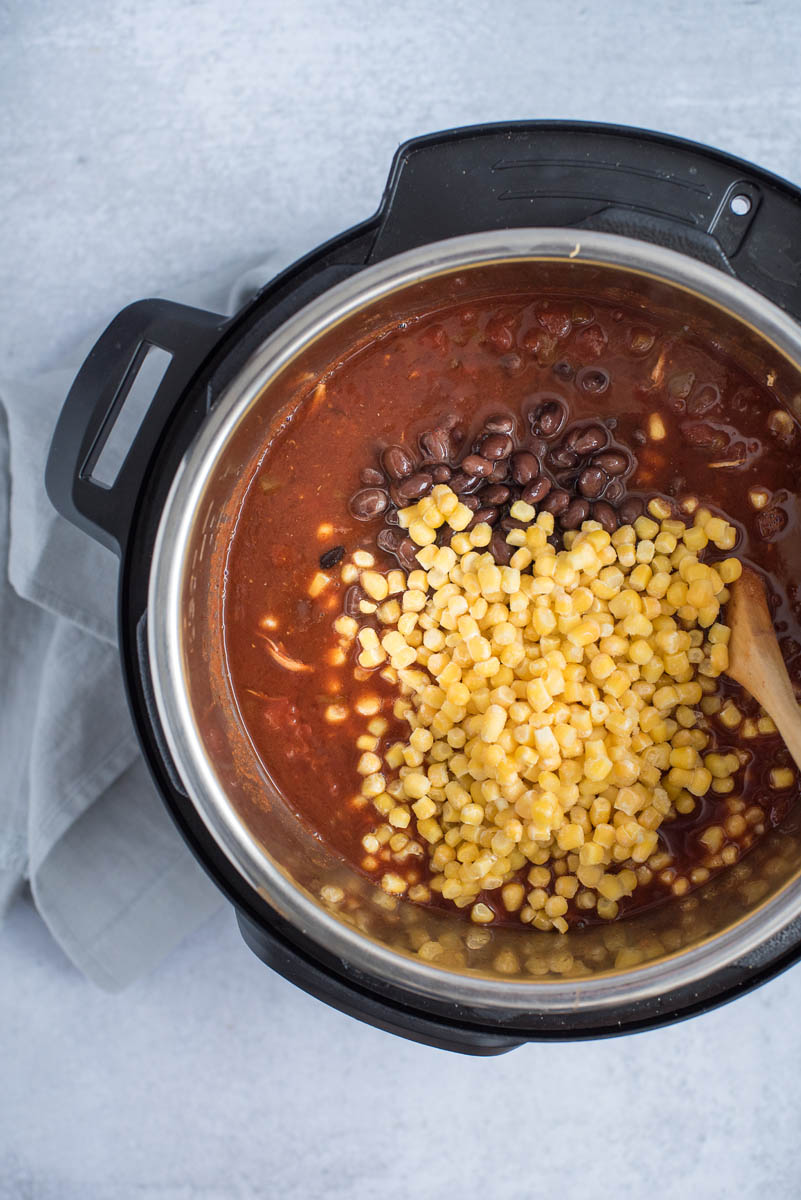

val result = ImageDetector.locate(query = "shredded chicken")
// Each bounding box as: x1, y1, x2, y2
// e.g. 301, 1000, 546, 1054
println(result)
258, 633, 313, 673
649, 346, 668, 387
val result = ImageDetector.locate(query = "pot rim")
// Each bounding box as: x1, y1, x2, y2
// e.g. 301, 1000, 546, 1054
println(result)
148, 228, 801, 1013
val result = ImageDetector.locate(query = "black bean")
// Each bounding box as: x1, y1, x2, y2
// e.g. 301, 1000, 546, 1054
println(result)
548, 445, 580, 470
668, 371, 695, 400
501, 516, 529, 531
522, 476, 552, 504
484, 412, 516, 434
480, 484, 511, 506
578, 466, 608, 499
488, 460, 510, 483
593, 450, 629, 476
480, 432, 514, 460
344, 585, 366, 616
592, 501, 619, 533
319, 545, 345, 568
536, 304, 572, 339
576, 367, 610, 394
360, 466, 385, 486
349, 487, 389, 521
528, 435, 547, 458
385, 508, 400, 526
485, 318, 514, 352
381, 444, 415, 480
618, 496, 644, 525
461, 454, 494, 478
376, 528, 403, 553
449, 471, 483, 495
540, 488, 571, 515
687, 385, 721, 417
571, 301, 594, 327
605, 478, 626, 504
431, 464, 452, 484
394, 471, 433, 503
469, 507, 499, 529
560, 498, 591, 530
462, 494, 481, 511
568, 424, 608, 455
397, 538, 418, 569
552, 360, 574, 380
532, 399, 568, 439
490, 531, 513, 564
628, 327, 656, 355
511, 450, 540, 485
419, 429, 452, 461
680, 421, 728, 451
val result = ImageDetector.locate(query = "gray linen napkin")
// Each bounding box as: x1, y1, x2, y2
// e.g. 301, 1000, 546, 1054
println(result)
0, 254, 294, 989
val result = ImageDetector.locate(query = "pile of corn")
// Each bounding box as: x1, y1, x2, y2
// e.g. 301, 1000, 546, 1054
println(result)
336, 484, 742, 932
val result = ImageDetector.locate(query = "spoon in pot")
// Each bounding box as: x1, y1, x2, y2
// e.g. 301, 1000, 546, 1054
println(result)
726, 565, 801, 771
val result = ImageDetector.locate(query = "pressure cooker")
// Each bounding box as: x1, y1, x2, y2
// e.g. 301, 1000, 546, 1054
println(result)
46, 122, 801, 1054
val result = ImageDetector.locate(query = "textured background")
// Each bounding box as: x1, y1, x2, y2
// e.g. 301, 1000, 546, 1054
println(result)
3, 0, 801, 1196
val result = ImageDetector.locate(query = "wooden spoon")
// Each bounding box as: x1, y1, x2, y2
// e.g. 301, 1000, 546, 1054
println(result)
726, 565, 801, 771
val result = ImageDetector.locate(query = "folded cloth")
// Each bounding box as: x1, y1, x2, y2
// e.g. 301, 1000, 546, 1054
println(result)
0, 252, 299, 989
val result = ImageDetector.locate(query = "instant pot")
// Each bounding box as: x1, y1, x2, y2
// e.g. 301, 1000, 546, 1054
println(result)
46, 123, 801, 1054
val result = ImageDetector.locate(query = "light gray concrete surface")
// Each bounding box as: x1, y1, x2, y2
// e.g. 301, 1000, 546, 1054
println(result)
2, 893, 800, 1200
3, 0, 801, 1196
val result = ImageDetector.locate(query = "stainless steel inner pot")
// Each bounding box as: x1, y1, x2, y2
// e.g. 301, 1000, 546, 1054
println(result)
147, 229, 801, 1014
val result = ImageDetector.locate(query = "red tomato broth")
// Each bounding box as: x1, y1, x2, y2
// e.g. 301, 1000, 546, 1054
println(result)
223, 293, 801, 926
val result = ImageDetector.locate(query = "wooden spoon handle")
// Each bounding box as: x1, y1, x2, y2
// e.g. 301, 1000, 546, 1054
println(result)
727, 567, 801, 772
750, 644, 801, 771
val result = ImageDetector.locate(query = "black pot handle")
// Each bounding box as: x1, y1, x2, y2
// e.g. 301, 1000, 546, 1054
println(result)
46, 299, 227, 555
369, 121, 801, 302
236, 911, 522, 1056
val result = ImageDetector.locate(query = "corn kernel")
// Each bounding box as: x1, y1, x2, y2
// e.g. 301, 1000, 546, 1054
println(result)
771, 767, 795, 789
647, 413, 667, 441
